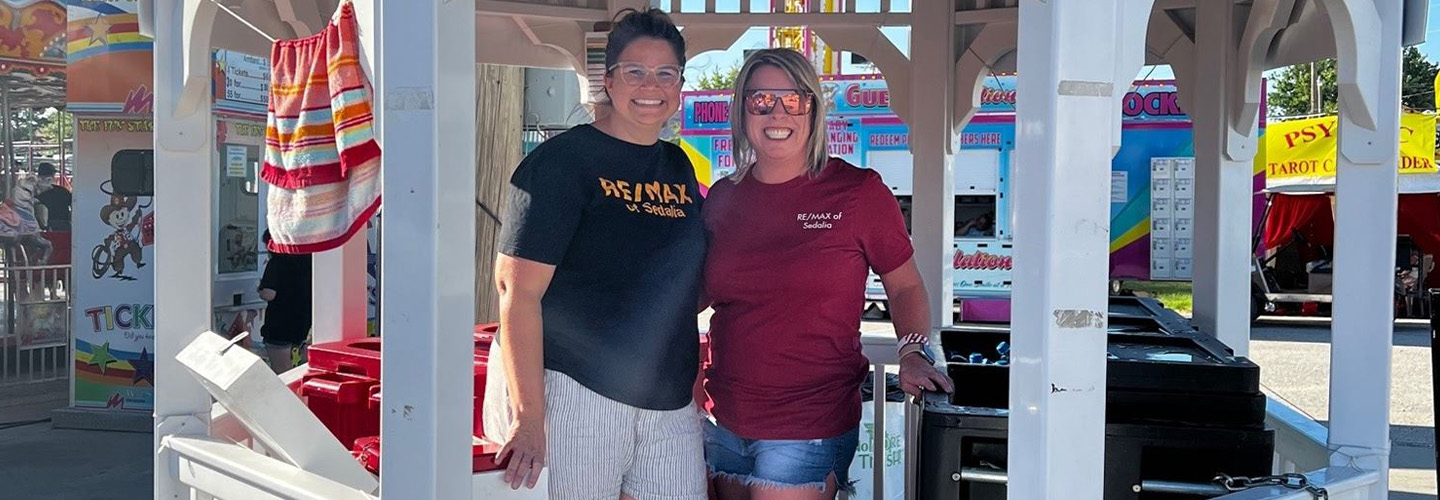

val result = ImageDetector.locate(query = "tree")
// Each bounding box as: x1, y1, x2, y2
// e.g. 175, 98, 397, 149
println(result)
1267, 47, 1438, 117
33, 108, 71, 145
693, 64, 740, 91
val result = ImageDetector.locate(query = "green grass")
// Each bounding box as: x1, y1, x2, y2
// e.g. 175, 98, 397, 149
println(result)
1124, 281, 1193, 315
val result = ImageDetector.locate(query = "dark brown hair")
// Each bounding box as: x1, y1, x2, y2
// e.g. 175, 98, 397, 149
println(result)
604, 8, 686, 70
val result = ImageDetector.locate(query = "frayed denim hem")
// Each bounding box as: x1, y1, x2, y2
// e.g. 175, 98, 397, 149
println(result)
708, 468, 857, 495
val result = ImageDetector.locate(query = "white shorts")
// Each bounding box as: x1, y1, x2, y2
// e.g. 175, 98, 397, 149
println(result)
483, 348, 707, 500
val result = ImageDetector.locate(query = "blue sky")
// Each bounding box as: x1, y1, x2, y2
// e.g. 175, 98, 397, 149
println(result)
680, 0, 1439, 89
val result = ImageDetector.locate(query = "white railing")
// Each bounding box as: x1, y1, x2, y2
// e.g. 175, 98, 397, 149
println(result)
0, 263, 70, 386
1209, 396, 1382, 500
1264, 395, 1330, 474
161, 436, 377, 500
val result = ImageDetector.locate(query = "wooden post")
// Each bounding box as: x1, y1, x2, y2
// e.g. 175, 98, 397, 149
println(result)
474, 64, 524, 323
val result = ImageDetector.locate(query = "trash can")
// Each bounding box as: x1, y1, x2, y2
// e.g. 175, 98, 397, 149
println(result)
917, 298, 1272, 500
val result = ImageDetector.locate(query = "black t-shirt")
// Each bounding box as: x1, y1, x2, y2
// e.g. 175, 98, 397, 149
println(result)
36, 187, 70, 231
498, 124, 705, 411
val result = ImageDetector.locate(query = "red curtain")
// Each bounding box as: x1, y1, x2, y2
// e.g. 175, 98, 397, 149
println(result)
1263, 193, 1440, 285
1399, 193, 1440, 257
1264, 194, 1334, 252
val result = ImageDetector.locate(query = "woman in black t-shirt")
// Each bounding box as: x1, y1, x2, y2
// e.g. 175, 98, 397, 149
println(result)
486, 8, 708, 498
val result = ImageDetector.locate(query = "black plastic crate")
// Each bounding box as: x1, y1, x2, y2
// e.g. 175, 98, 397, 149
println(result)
918, 403, 1274, 500
940, 326, 1264, 428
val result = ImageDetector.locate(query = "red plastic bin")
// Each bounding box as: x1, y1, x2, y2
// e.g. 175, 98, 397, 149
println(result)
309, 337, 383, 380
305, 323, 499, 448
300, 370, 380, 450
352, 435, 506, 474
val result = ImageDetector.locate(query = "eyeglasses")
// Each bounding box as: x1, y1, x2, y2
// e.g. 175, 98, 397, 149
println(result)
608, 63, 684, 88
743, 89, 814, 116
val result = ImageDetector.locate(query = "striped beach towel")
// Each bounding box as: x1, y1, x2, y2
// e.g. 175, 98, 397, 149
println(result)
264, 2, 381, 254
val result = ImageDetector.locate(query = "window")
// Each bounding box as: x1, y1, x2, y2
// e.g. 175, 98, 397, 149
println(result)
894, 195, 998, 239
217, 143, 260, 274
109, 150, 154, 196
954, 195, 996, 238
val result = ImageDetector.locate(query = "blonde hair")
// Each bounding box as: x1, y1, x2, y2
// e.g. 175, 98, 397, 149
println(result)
727, 48, 829, 182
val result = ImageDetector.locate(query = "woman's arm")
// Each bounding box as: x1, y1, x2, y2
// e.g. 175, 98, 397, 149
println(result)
880, 257, 955, 396
494, 253, 556, 489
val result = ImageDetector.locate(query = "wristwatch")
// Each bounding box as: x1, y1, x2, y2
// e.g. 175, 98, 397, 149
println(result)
898, 333, 935, 365
901, 347, 936, 365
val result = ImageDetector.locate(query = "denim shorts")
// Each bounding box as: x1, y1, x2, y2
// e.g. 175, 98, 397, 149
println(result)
703, 419, 859, 493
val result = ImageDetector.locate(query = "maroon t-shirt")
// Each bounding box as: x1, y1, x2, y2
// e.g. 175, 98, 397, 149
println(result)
702, 158, 914, 440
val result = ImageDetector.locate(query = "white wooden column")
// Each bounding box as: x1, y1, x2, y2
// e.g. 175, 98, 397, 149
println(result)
1325, 0, 1401, 495
312, 219, 369, 343
375, 0, 477, 497
1009, 0, 1124, 497
153, 0, 217, 497
312, 3, 380, 346
1190, 0, 1258, 356
908, 0, 955, 328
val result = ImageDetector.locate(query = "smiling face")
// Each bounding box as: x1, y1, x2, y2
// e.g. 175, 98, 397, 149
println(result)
107, 207, 129, 228
603, 37, 683, 134
742, 65, 813, 168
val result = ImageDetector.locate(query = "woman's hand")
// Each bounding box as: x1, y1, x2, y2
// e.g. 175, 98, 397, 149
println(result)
258, 288, 277, 302
496, 413, 547, 490
898, 352, 954, 397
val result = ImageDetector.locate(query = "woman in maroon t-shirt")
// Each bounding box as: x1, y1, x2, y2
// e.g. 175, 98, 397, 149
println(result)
701, 48, 954, 499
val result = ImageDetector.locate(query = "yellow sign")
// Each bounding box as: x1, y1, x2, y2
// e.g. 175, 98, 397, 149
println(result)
1263, 113, 1437, 181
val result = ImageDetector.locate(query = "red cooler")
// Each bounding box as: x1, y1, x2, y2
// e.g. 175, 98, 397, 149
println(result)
305, 324, 499, 450
300, 371, 379, 449
308, 337, 383, 380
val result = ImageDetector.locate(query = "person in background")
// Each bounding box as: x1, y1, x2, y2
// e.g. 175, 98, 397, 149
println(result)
485, 7, 708, 498
34, 162, 70, 231
258, 230, 312, 373
701, 48, 953, 499
957, 212, 994, 238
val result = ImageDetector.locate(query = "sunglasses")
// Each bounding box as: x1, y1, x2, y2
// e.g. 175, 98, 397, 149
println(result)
743, 89, 815, 116
608, 62, 684, 88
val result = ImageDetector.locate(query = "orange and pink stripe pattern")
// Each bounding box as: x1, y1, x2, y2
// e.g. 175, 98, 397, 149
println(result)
264, 3, 381, 254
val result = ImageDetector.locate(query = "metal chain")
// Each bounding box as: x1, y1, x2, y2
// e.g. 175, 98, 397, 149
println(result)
1215, 473, 1329, 500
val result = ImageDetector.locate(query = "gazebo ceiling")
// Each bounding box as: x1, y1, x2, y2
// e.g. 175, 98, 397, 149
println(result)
193, 0, 1426, 79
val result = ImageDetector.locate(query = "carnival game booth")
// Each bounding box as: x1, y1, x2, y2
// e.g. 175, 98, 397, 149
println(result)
55, 0, 277, 426
1252, 112, 1440, 320
147, 1, 1423, 500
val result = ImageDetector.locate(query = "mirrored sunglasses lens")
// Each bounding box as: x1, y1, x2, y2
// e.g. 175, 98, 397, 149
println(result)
746, 93, 777, 115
